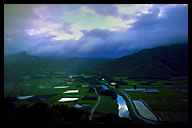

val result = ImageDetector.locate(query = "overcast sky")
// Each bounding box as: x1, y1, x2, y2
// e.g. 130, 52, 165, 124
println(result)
4, 4, 188, 58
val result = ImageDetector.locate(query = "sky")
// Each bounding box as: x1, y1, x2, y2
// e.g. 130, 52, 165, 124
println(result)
4, 4, 188, 58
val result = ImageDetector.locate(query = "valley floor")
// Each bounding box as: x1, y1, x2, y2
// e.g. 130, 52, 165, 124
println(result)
4, 72, 188, 124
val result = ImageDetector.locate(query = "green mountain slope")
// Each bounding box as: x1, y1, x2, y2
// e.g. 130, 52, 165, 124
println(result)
4, 43, 188, 82
82, 43, 188, 79
4, 53, 112, 83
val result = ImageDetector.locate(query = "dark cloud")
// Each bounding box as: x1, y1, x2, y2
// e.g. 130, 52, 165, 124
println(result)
133, 5, 188, 31
73, 5, 188, 58
4, 4, 188, 58
131, 8, 160, 30
129, 5, 188, 47
61, 22, 73, 34
87, 4, 119, 17
81, 29, 114, 39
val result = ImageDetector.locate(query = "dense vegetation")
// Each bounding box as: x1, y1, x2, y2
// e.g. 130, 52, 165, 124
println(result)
3, 43, 188, 125
4, 52, 112, 83
4, 43, 188, 81
83, 43, 188, 79
3, 99, 132, 126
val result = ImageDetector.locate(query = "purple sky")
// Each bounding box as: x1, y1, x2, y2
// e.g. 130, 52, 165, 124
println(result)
4, 4, 188, 58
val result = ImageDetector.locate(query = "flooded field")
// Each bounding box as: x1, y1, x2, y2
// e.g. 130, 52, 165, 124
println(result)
117, 94, 129, 118
64, 90, 79, 93
124, 88, 159, 92
18, 95, 33, 100
4, 72, 188, 124
58, 98, 79, 102
54, 86, 69, 88
133, 100, 158, 121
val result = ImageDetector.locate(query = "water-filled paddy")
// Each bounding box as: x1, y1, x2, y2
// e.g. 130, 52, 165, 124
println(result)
54, 86, 69, 88
18, 95, 33, 100
117, 94, 129, 118
64, 90, 79, 93
58, 98, 79, 102
125, 88, 145, 91
133, 100, 157, 121
101, 84, 109, 90
124, 88, 159, 92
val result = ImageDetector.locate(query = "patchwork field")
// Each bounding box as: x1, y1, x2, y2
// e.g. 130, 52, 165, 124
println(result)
4, 72, 188, 124
124, 87, 188, 123
4, 73, 98, 111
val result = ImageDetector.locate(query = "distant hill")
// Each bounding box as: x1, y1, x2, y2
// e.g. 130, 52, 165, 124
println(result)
4, 52, 112, 83
4, 52, 42, 62
4, 52, 112, 72
82, 43, 188, 79
4, 43, 188, 82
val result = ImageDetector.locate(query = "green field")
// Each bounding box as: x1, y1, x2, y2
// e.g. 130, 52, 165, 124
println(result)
95, 96, 118, 114
123, 87, 188, 123
4, 72, 188, 124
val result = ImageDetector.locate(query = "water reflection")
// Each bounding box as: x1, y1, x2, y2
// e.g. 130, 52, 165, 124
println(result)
64, 90, 79, 93
18, 95, 33, 100
117, 94, 129, 118
124, 88, 159, 92
54, 86, 69, 89
101, 84, 109, 90
58, 98, 79, 102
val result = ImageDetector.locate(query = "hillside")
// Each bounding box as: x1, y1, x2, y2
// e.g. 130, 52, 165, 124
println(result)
4, 43, 188, 81
4, 52, 112, 83
82, 43, 188, 79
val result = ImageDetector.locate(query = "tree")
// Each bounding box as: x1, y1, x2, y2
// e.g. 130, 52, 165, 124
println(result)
88, 86, 95, 93
115, 84, 119, 89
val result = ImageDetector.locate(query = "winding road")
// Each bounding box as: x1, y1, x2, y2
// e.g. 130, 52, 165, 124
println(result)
89, 88, 100, 120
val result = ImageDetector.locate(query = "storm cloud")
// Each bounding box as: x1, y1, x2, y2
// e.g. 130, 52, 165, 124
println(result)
4, 4, 188, 58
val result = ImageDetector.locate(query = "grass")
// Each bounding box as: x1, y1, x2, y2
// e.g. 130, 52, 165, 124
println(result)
13, 100, 31, 107
113, 76, 127, 81
78, 73, 95, 78
44, 94, 63, 105
34, 73, 46, 77
38, 84, 46, 89
123, 80, 141, 85
114, 77, 188, 123
94, 96, 118, 115
53, 100, 78, 107
21, 75, 31, 80
124, 87, 188, 123
115, 89, 147, 124
42, 82, 98, 112
5, 73, 188, 123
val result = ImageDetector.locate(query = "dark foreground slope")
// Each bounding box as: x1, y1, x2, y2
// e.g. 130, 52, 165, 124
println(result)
82, 43, 188, 79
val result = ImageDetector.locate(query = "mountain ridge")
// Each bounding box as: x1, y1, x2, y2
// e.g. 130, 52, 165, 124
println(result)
4, 43, 188, 81
81, 43, 188, 79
